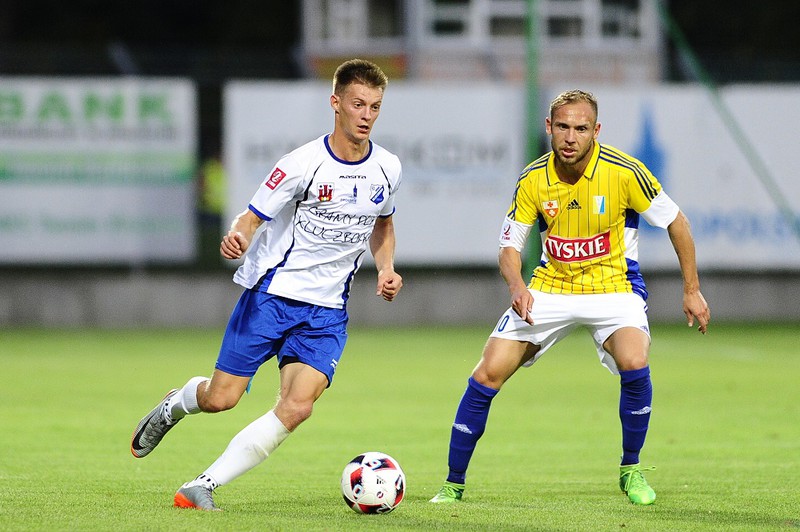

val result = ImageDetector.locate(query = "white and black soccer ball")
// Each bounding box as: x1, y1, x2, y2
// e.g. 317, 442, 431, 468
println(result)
340, 452, 406, 514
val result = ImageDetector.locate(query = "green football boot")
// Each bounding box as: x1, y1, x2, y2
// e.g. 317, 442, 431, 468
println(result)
429, 481, 465, 503
619, 464, 656, 505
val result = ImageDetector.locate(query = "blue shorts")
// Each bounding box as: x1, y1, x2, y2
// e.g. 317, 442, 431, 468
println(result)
216, 289, 349, 386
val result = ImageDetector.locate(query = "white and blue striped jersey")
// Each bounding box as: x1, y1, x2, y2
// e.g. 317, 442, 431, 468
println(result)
233, 134, 402, 309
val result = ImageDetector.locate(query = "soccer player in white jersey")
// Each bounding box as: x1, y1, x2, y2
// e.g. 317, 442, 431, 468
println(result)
130, 59, 403, 510
430, 90, 710, 506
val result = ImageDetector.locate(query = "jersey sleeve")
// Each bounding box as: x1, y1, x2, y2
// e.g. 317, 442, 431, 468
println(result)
641, 191, 680, 228
499, 217, 532, 251
505, 174, 539, 225
248, 154, 307, 220
378, 156, 402, 217
499, 170, 538, 250
623, 160, 681, 228
627, 163, 664, 215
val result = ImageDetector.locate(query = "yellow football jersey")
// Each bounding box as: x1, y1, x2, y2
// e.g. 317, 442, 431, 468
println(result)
505, 142, 666, 298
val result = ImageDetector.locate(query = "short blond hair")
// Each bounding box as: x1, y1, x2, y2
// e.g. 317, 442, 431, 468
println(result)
332, 59, 388, 96
549, 90, 598, 120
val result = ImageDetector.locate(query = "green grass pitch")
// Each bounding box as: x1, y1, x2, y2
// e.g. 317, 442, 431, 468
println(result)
1, 322, 798, 531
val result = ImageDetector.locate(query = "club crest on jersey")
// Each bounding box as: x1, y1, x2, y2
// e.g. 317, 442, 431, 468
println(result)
318, 183, 334, 202
593, 195, 606, 215
265, 168, 287, 190
542, 200, 559, 217
370, 184, 385, 204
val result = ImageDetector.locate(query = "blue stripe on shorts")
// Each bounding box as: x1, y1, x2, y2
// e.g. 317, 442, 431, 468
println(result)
215, 289, 348, 386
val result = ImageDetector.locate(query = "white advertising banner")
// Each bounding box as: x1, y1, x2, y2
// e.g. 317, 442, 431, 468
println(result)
572, 84, 800, 270
224, 81, 525, 265
225, 82, 800, 270
0, 78, 197, 264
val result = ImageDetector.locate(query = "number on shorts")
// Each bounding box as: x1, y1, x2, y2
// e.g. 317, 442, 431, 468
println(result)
497, 315, 509, 332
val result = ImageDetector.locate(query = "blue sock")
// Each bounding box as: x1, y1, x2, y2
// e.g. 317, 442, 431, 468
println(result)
619, 366, 652, 466
445, 376, 499, 484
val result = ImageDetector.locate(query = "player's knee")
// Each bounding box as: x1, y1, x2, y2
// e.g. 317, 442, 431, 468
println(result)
198, 391, 240, 413
276, 399, 314, 429
615, 353, 649, 372
289, 401, 314, 423
471, 369, 504, 391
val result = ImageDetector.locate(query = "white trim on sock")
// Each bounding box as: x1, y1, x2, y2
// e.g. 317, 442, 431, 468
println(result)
168, 376, 206, 421
183, 473, 219, 491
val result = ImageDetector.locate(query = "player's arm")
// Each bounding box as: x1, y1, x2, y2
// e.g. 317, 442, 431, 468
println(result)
370, 215, 402, 301
499, 245, 534, 325
499, 216, 535, 324
638, 188, 710, 334
220, 208, 264, 260
224, 156, 303, 260
667, 210, 710, 334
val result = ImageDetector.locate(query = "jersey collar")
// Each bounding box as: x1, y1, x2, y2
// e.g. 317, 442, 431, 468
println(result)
324, 134, 373, 165
546, 141, 601, 186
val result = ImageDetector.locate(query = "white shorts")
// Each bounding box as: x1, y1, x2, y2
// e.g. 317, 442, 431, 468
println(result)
489, 290, 650, 375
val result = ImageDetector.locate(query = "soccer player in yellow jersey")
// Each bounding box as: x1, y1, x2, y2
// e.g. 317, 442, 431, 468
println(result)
431, 89, 710, 506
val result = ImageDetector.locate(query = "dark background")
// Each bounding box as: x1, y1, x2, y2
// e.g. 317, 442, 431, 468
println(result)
2, 0, 798, 156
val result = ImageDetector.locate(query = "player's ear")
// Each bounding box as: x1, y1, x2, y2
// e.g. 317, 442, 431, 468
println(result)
594, 121, 601, 138
330, 94, 339, 112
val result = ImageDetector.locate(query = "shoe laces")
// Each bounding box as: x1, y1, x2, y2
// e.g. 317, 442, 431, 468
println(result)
438, 483, 463, 499
160, 397, 176, 425
621, 466, 655, 492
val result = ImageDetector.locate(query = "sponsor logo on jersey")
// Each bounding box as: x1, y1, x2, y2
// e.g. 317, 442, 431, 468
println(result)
318, 183, 334, 202
542, 200, 559, 217
265, 167, 287, 189
567, 199, 581, 210
343, 184, 358, 204
370, 184, 385, 204
544, 231, 610, 262
593, 195, 606, 214
339, 174, 367, 179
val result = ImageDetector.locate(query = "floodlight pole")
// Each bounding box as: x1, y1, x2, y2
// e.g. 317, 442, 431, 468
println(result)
526, 0, 541, 164
524, 0, 542, 277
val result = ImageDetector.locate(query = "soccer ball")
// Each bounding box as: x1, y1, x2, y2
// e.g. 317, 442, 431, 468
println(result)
340, 452, 406, 514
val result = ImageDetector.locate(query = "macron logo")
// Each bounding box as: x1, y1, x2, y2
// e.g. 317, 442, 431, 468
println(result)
453, 423, 473, 434
266, 168, 287, 190
631, 406, 652, 415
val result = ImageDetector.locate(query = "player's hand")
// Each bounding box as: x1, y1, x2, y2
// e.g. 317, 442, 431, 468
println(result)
220, 232, 249, 260
511, 287, 534, 325
376, 270, 403, 302
683, 290, 710, 334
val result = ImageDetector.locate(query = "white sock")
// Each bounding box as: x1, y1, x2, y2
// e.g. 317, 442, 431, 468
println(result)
166, 376, 206, 422
202, 410, 290, 487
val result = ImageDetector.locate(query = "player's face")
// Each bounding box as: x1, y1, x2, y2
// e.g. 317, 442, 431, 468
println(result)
331, 82, 383, 144
546, 101, 600, 170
